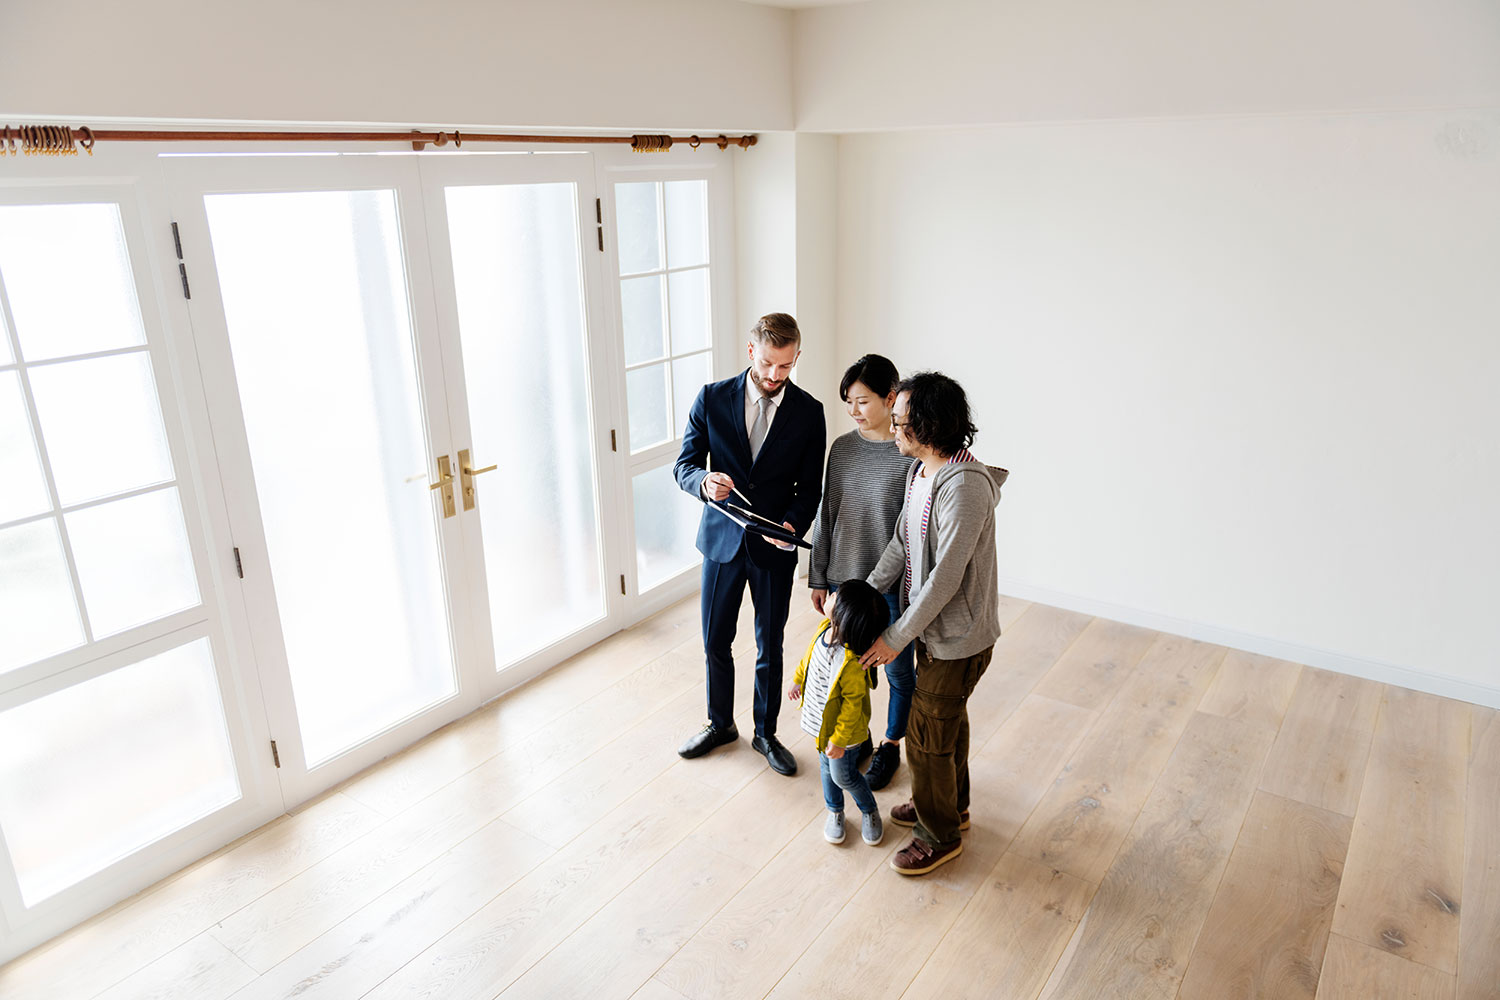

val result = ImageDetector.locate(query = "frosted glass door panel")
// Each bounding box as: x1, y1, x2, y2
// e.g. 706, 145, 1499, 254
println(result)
66, 488, 200, 638
614, 183, 661, 275
443, 183, 605, 666
620, 275, 666, 365
0, 203, 147, 361
626, 363, 671, 453
0, 637, 240, 905
668, 269, 711, 355
204, 190, 456, 766
28, 353, 175, 506
0, 519, 84, 672
0, 372, 49, 522
664, 181, 708, 269
671, 353, 712, 439
632, 465, 700, 591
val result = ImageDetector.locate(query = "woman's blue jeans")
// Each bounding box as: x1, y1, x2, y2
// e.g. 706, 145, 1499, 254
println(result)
880, 591, 916, 742
820, 749, 878, 815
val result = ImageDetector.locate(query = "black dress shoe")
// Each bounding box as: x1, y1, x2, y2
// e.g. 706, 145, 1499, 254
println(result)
751, 734, 797, 776
679, 722, 738, 759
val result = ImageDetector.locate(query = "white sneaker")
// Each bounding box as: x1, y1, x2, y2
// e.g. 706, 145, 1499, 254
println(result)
824, 810, 846, 844
862, 810, 884, 846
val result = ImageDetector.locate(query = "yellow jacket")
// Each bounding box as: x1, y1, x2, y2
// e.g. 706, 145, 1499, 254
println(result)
792, 620, 872, 751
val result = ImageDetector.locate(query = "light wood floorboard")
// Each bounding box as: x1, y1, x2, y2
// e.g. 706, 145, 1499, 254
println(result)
1259, 666, 1383, 817
3, 594, 1496, 1000
1458, 706, 1500, 1000
1177, 790, 1352, 1000
1330, 687, 1469, 974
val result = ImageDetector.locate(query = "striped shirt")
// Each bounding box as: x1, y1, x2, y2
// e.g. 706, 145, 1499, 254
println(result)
808, 431, 916, 590
800, 625, 843, 741
902, 448, 978, 601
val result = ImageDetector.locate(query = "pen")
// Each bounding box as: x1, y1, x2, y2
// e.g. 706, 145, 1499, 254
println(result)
729, 485, 754, 508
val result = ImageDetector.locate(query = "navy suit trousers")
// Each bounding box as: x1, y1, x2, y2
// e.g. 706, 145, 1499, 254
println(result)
700, 544, 795, 737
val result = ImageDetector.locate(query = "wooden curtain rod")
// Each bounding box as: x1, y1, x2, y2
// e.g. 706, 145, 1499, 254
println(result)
0, 125, 758, 157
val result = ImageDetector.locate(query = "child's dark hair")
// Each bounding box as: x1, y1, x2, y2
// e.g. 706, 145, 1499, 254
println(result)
839, 354, 900, 402
828, 580, 890, 655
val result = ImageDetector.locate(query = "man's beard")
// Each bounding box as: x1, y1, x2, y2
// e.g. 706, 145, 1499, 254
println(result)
750, 370, 782, 396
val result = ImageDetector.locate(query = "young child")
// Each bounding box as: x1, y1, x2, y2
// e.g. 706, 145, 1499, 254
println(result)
788, 579, 889, 847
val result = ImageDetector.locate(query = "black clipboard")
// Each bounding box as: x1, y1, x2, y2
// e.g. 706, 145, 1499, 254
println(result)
705, 498, 813, 549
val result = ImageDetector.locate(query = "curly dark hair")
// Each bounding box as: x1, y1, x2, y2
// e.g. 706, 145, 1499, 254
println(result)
896, 371, 977, 456
839, 354, 900, 401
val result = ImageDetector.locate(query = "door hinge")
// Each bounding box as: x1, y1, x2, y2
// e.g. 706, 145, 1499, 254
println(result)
620, 574, 626, 595
595, 198, 604, 252
233, 546, 244, 579
610, 429, 617, 452
171, 222, 192, 299
270, 740, 281, 768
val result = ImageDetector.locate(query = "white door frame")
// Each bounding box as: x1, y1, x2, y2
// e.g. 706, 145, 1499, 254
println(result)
0, 158, 282, 962
592, 147, 739, 622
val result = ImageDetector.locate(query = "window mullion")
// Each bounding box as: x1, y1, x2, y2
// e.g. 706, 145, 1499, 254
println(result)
0, 262, 92, 645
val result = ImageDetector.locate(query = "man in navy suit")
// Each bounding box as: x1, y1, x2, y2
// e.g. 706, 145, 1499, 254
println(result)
674, 313, 826, 775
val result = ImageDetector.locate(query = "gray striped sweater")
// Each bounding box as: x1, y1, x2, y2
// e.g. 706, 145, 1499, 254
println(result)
808, 430, 915, 590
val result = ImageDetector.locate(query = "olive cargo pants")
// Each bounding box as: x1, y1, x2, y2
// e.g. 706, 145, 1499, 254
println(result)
907, 642, 994, 848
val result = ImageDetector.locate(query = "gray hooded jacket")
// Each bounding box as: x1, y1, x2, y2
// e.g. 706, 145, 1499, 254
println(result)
866, 457, 1008, 659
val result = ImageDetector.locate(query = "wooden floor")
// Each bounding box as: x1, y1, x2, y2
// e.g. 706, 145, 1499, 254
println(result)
4, 596, 1497, 1000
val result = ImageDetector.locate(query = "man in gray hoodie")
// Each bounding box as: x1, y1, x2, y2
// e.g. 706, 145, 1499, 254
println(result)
860, 372, 1007, 876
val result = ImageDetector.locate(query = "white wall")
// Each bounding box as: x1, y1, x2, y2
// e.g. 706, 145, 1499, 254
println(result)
735, 130, 841, 576
837, 109, 1500, 703
795, 0, 1500, 130
0, 0, 793, 130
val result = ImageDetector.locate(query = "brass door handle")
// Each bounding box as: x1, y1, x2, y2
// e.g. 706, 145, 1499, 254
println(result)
429, 455, 457, 518
457, 449, 495, 511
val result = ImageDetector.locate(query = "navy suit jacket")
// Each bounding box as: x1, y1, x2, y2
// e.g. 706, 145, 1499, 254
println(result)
674, 370, 826, 565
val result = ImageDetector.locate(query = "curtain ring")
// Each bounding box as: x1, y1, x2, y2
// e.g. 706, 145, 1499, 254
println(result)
715, 134, 729, 150
452, 130, 462, 149
79, 126, 95, 156
689, 135, 701, 149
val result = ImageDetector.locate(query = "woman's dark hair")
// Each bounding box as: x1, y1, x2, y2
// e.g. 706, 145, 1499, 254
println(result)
839, 354, 900, 402
828, 579, 890, 655
896, 371, 977, 456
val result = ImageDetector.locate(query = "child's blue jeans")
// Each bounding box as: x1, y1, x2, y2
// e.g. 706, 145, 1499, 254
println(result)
820, 749, 878, 816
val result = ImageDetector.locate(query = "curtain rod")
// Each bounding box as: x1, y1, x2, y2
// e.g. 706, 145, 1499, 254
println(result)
0, 125, 758, 157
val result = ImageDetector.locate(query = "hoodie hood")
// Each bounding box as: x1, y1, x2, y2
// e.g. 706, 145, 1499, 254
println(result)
930, 453, 1008, 509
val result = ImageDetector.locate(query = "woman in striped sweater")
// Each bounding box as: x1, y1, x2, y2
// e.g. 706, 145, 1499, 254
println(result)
808, 355, 916, 790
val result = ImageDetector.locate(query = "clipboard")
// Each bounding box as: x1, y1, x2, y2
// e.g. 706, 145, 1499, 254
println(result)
704, 497, 812, 549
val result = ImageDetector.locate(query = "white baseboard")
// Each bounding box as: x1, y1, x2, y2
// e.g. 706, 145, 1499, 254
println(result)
996, 577, 1500, 711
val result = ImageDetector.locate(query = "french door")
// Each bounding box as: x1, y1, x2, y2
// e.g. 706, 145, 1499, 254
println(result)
0, 173, 279, 961
419, 154, 623, 689
0, 145, 729, 959
167, 153, 631, 801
